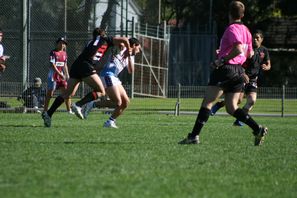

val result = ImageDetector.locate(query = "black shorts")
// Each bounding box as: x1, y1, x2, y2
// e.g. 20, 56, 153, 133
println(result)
245, 79, 258, 93
69, 60, 97, 80
208, 64, 245, 93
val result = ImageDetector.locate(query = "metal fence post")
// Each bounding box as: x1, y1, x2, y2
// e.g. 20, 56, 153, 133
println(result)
22, 0, 28, 89
281, 84, 285, 117
175, 83, 181, 116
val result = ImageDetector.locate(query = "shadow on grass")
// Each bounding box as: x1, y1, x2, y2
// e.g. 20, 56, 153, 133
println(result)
0, 140, 139, 145
0, 124, 43, 128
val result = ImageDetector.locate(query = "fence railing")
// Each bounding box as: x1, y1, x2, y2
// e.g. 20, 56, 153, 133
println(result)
0, 83, 296, 116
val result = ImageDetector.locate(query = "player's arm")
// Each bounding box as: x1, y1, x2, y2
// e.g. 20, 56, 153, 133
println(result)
261, 60, 271, 71
261, 50, 271, 71
214, 43, 242, 66
63, 62, 70, 80
112, 37, 132, 53
224, 43, 243, 61
0, 58, 6, 72
51, 62, 64, 79
49, 53, 64, 79
127, 55, 134, 74
0, 55, 10, 72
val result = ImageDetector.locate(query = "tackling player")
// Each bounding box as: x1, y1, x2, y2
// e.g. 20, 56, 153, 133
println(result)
42, 28, 132, 127
80, 37, 141, 128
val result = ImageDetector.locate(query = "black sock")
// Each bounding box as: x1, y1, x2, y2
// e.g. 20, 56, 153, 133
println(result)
217, 100, 226, 108
76, 91, 99, 107
191, 107, 211, 137
233, 108, 259, 132
47, 96, 64, 117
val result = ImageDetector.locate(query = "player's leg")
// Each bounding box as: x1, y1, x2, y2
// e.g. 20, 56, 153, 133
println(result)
109, 84, 129, 119
224, 92, 242, 115
179, 86, 224, 144
210, 100, 225, 115
233, 91, 245, 126
43, 80, 56, 112
103, 85, 122, 128
243, 91, 257, 112
47, 78, 80, 117
227, 92, 267, 145
71, 74, 105, 119
59, 86, 73, 114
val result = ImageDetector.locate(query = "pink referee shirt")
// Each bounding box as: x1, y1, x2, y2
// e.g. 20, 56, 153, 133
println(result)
218, 23, 253, 65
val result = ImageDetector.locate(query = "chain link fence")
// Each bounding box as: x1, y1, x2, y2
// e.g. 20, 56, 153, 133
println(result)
0, 0, 296, 116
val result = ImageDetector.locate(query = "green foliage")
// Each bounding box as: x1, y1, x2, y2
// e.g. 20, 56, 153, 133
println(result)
135, 0, 297, 30
0, 111, 296, 197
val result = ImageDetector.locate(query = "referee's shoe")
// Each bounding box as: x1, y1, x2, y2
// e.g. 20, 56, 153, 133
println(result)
254, 126, 268, 146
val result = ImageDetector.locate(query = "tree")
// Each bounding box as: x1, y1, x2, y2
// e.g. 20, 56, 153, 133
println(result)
100, 0, 120, 30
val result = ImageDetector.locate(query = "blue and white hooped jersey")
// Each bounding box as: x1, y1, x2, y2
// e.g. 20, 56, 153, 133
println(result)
100, 47, 135, 77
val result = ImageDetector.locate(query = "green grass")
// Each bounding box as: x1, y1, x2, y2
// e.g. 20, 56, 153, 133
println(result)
0, 109, 296, 198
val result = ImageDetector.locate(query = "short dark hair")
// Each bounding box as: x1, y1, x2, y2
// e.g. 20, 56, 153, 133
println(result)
128, 37, 140, 47
229, 1, 245, 20
254, 29, 264, 38
93, 28, 106, 39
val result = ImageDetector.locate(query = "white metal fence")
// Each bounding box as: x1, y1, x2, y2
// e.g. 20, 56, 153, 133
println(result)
0, 83, 296, 116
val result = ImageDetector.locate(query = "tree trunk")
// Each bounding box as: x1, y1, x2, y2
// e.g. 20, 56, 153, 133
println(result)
100, 0, 120, 30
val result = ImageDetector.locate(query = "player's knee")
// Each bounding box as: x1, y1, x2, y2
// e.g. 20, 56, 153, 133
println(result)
237, 97, 243, 104
101, 90, 106, 97
97, 90, 105, 97
122, 99, 129, 109
248, 100, 255, 107
115, 100, 122, 107
225, 106, 236, 115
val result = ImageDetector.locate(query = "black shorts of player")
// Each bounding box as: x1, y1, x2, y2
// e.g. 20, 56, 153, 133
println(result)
244, 79, 258, 94
69, 60, 97, 80
208, 64, 245, 93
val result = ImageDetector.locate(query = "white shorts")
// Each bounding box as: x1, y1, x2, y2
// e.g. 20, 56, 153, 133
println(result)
100, 75, 122, 88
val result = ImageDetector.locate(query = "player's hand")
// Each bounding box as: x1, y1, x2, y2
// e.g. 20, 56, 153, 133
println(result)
0, 63, 6, 72
211, 59, 223, 69
242, 73, 249, 84
2, 55, 10, 60
261, 64, 270, 71
122, 49, 131, 59
59, 73, 65, 80
0, 58, 6, 72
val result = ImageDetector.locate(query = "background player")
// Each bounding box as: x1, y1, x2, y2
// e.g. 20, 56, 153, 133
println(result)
43, 37, 73, 114
0, 29, 10, 73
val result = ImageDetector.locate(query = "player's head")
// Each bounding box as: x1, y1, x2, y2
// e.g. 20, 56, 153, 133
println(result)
253, 30, 264, 48
56, 37, 67, 50
229, 1, 245, 20
93, 28, 106, 39
129, 37, 141, 55
33, 77, 42, 87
